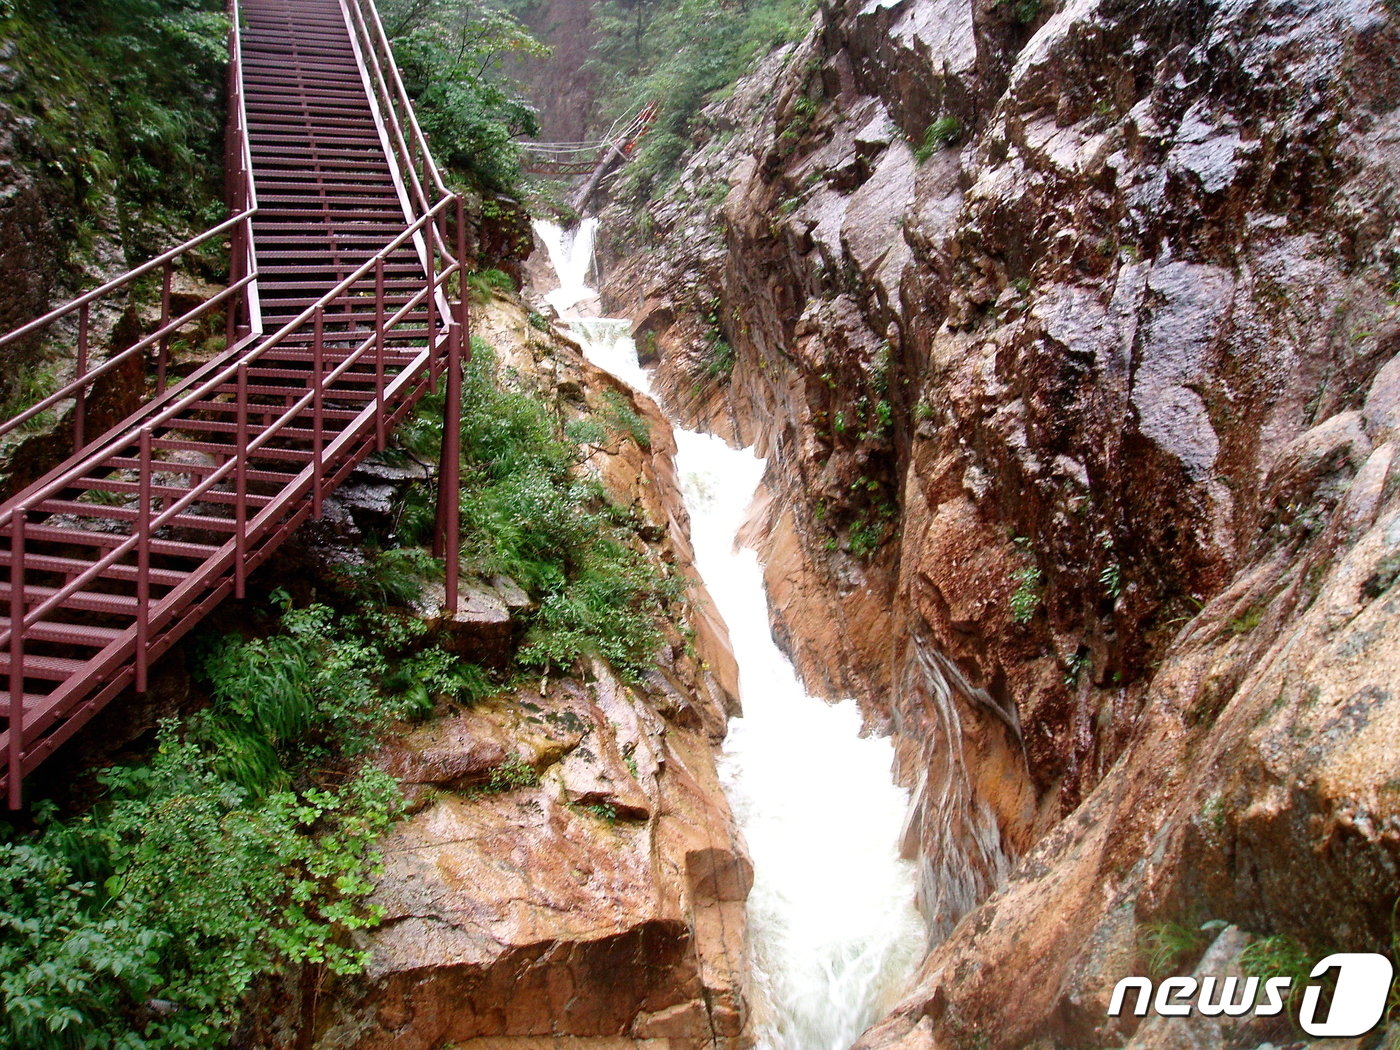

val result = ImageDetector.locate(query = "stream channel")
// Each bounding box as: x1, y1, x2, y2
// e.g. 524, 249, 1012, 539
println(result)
535, 218, 925, 1050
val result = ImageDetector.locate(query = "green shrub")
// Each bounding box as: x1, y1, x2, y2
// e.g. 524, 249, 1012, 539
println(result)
913, 116, 962, 163
1010, 565, 1043, 623
584, 0, 818, 201
382, 2, 543, 194
405, 339, 682, 681
466, 267, 517, 303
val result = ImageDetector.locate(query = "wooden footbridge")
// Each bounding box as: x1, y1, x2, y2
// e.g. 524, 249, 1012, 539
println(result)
0, 0, 470, 806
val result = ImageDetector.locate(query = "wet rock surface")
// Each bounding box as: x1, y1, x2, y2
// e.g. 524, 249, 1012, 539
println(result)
599, 0, 1400, 1045
311, 297, 751, 1050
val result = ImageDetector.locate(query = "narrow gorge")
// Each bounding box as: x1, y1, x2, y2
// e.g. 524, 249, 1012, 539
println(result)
0, 0, 1397, 1048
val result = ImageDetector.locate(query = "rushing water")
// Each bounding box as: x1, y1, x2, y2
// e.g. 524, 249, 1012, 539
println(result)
534, 220, 924, 1050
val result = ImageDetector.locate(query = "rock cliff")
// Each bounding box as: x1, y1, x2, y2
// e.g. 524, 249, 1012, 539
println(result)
598, 0, 1400, 1046
311, 296, 753, 1050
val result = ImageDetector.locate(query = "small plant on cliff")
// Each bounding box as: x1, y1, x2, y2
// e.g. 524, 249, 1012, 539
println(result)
465, 267, 517, 303
1009, 565, 1043, 624
600, 390, 652, 450
913, 116, 962, 162
1138, 921, 1213, 979
996, 0, 1043, 24
486, 754, 540, 792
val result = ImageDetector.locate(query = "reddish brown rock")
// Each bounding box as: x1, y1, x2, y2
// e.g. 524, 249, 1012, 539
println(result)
598, 0, 1400, 1045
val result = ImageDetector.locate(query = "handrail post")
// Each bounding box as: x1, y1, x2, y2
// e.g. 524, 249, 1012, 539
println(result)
136, 427, 152, 694
426, 250, 439, 392
312, 306, 325, 519
235, 363, 249, 600
436, 195, 469, 612
8, 507, 25, 809
374, 257, 386, 451
74, 303, 89, 451
158, 260, 173, 395
228, 212, 242, 346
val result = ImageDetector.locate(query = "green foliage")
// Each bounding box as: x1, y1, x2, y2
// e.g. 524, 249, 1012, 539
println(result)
1137, 921, 1212, 979
484, 754, 539, 792
1063, 650, 1091, 687
913, 116, 962, 162
381, 0, 544, 194
1228, 603, 1266, 635
997, 0, 1042, 23
2, 0, 228, 251
1239, 933, 1311, 982
0, 650, 404, 1050
578, 802, 618, 824
848, 519, 883, 558
0, 362, 61, 433
1100, 561, 1123, 600
408, 339, 682, 680
599, 390, 651, 450
466, 267, 518, 302
1240, 932, 1313, 1017
0, 585, 498, 1045
1010, 565, 1043, 624
585, 0, 817, 200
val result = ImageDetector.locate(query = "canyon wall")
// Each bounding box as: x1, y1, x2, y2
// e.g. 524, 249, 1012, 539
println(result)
308, 296, 753, 1050
599, 0, 1400, 1046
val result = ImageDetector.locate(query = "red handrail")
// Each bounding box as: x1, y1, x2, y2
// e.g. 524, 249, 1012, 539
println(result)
0, 0, 470, 806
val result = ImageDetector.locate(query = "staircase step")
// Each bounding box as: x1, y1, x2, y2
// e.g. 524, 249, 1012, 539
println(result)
0, 654, 93, 682
0, 550, 188, 587
21, 524, 220, 562
0, 583, 141, 618
0, 618, 121, 648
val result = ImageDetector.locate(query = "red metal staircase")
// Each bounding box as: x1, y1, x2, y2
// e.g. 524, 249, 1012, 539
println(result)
0, 0, 467, 806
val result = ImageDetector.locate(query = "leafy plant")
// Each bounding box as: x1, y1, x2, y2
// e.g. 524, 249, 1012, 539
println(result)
1100, 562, 1123, 600
1010, 565, 1043, 624
465, 267, 517, 302
1138, 921, 1212, 979
600, 390, 651, 450
484, 754, 540, 793
913, 116, 962, 162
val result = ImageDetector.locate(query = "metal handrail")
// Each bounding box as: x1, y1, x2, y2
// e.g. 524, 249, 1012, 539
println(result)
0, 197, 453, 531
1, 0, 471, 807
0, 201, 463, 648
342, 0, 450, 203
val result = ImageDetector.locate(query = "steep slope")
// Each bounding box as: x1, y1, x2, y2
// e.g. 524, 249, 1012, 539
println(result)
599, 0, 1400, 1045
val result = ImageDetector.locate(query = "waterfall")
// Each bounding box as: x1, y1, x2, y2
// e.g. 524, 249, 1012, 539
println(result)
534, 217, 599, 314
533, 219, 925, 1050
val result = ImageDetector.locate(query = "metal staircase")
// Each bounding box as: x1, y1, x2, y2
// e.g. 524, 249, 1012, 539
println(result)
0, 0, 467, 806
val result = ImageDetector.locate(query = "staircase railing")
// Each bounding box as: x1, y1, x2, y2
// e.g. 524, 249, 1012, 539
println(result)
342, 0, 450, 215
0, 0, 468, 806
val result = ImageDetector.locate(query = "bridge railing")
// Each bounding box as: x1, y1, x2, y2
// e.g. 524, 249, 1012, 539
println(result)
0, 0, 261, 457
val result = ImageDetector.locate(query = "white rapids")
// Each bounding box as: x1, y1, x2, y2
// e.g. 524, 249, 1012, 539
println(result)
534, 219, 925, 1050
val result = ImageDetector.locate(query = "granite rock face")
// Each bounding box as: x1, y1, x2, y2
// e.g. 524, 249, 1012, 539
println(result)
600, 0, 1400, 1045
312, 297, 751, 1050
